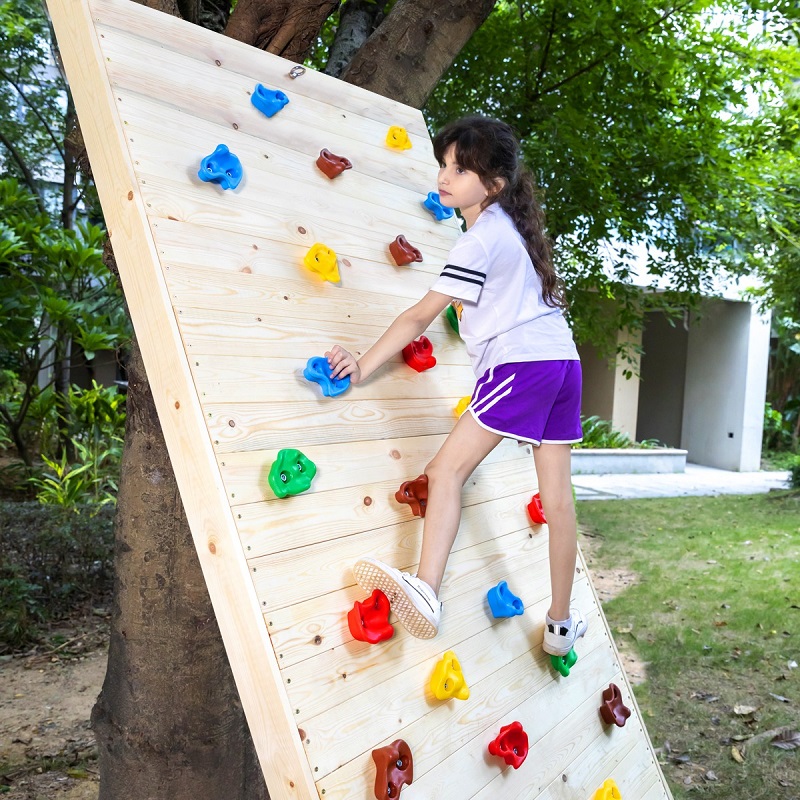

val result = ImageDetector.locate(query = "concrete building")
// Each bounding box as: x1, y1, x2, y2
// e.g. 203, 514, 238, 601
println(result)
579, 295, 771, 472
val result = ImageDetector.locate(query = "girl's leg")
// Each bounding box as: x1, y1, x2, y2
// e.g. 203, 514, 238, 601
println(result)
531, 443, 577, 621
416, 411, 503, 594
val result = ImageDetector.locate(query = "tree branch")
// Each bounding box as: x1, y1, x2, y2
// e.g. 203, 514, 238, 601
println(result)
0, 132, 47, 213
341, 0, 497, 109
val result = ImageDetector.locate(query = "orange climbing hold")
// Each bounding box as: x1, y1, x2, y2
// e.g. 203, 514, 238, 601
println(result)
395, 474, 428, 517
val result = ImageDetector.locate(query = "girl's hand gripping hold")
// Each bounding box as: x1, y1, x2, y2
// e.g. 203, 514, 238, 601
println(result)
326, 345, 362, 384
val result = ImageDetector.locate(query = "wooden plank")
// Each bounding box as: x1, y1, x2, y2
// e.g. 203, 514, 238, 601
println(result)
192, 356, 474, 404
287, 542, 561, 728
176, 308, 462, 364
205, 397, 464, 453
252, 491, 540, 611
236, 455, 534, 556
46, 0, 317, 797
304, 581, 602, 779
155, 217, 449, 298
316, 585, 609, 797
111, 89, 459, 253
219, 435, 530, 506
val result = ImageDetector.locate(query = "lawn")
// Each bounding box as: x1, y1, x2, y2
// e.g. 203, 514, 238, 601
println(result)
577, 492, 800, 799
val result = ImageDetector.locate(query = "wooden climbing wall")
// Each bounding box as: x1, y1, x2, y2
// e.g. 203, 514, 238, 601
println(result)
47, 0, 674, 797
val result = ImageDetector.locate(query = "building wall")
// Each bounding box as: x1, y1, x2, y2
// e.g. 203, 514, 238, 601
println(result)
681, 299, 770, 470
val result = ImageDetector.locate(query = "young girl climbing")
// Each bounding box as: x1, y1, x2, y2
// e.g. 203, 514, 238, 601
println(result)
326, 116, 586, 657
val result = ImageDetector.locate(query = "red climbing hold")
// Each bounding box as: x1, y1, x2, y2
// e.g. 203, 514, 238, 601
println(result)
488, 721, 529, 769
402, 336, 436, 372
395, 474, 428, 517
316, 148, 352, 178
389, 235, 423, 266
347, 589, 394, 644
526, 492, 547, 524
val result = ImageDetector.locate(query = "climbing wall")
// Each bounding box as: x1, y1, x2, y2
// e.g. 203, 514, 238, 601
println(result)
48, 0, 673, 798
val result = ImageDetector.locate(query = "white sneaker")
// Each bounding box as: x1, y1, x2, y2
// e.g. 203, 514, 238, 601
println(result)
353, 557, 441, 639
543, 608, 588, 656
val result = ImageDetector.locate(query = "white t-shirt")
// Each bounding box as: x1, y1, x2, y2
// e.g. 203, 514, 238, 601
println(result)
430, 204, 579, 378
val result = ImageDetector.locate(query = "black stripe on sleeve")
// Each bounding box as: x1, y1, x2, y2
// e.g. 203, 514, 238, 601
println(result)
440, 264, 486, 286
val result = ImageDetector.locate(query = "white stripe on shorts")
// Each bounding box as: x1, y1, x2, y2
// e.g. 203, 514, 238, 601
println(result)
472, 371, 516, 413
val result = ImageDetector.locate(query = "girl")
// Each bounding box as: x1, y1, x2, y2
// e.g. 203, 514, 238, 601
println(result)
326, 116, 586, 657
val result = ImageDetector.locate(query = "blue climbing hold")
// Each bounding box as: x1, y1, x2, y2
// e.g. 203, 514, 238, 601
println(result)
198, 144, 243, 190
422, 192, 455, 221
251, 84, 289, 118
487, 581, 524, 618
304, 356, 351, 398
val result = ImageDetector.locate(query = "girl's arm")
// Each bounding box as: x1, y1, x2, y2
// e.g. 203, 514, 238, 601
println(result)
327, 290, 452, 384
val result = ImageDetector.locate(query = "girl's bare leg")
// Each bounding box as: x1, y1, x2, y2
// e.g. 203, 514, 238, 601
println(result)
415, 412, 502, 595
532, 443, 577, 621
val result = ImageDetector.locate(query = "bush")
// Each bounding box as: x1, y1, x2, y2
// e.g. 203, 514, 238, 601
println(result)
0, 501, 115, 651
790, 456, 800, 490
574, 415, 661, 449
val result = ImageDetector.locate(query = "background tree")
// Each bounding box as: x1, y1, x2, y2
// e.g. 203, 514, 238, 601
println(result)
50, 0, 796, 797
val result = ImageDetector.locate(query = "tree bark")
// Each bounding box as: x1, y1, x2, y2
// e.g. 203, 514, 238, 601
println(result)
225, 0, 339, 62
323, 0, 388, 78
92, 337, 267, 800
340, 0, 496, 108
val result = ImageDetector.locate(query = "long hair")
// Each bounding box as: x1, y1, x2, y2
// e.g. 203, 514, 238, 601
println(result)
432, 116, 566, 309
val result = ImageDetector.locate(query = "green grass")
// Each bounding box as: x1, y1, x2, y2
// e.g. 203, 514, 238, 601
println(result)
578, 492, 800, 800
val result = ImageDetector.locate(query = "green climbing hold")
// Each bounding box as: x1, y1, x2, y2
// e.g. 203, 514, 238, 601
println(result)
550, 648, 578, 677
268, 448, 317, 498
445, 304, 459, 334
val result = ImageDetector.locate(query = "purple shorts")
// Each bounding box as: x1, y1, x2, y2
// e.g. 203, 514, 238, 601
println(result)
468, 360, 583, 445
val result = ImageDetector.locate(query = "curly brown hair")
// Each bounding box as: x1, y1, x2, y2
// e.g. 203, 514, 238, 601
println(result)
432, 116, 566, 309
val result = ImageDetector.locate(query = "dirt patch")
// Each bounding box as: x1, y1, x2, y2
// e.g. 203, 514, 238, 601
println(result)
580, 531, 648, 685
0, 626, 106, 800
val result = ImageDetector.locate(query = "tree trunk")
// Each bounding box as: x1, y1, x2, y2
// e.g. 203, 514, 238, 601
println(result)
323, 0, 388, 78
340, 0, 496, 108
225, 0, 338, 61
92, 0, 496, 797
91, 337, 268, 800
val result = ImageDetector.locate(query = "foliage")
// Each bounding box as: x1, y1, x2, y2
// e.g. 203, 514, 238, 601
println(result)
425, 1, 800, 359
0, 179, 129, 465
574, 415, 661, 449
579, 492, 800, 799
762, 315, 800, 451
790, 455, 800, 489
0, 500, 115, 651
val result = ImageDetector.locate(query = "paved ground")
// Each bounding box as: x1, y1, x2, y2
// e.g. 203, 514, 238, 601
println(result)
573, 463, 792, 501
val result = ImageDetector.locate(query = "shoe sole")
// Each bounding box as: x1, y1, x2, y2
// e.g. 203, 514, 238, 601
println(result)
542, 616, 589, 657
353, 559, 438, 640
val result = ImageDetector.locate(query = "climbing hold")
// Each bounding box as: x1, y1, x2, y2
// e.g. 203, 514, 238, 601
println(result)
348, 589, 394, 644
389, 235, 423, 266
385, 125, 412, 151
395, 474, 427, 517
599, 683, 631, 727
550, 648, 578, 677
592, 778, 622, 800
316, 148, 352, 179
288, 65, 305, 79
198, 144, 242, 190
422, 192, 455, 221
303, 356, 350, 397
445, 303, 460, 333
430, 650, 470, 701
268, 448, 317, 498
402, 336, 436, 372
453, 396, 471, 418
303, 243, 339, 283
251, 84, 289, 117
488, 721, 529, 770
526, 492, 547, 524
487, 581, 524, 619
371, 739, 413, 800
